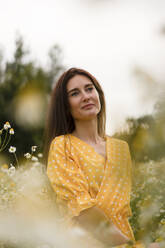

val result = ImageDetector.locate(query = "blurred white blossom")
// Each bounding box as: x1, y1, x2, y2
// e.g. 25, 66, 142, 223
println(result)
4, 122, 11, 130
31, 156, 38, 162
24, 153, 31, 159
31, 146, 37, 152
9, 146, 16, 153
38, 153, 43, 158
9, 128, 14, 135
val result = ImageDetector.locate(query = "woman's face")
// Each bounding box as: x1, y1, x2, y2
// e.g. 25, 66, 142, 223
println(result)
67, 75, 101, 121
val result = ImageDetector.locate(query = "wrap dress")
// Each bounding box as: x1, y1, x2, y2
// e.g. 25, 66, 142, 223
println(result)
47, 134, 145, 248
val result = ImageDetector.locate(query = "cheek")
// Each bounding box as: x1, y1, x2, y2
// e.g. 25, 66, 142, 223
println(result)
68, 98, 79, 114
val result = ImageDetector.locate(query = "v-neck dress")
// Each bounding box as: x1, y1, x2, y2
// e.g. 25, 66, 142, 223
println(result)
47, 134, 144, 248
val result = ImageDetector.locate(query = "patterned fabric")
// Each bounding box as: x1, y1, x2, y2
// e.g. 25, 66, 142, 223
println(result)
47, 134, 145, 248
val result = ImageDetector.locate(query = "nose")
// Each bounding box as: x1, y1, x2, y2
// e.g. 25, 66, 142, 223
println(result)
82, 90, 90, 101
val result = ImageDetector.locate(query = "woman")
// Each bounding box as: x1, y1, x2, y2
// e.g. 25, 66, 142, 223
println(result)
45, 68, 159, 248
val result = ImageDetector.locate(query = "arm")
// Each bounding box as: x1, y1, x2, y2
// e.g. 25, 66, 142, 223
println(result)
47, 136, 96, 217
74, 206, 130, 246
148, 243, 160, 248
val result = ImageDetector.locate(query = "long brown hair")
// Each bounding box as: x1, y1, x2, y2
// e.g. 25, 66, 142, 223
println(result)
44, 67, 106, 163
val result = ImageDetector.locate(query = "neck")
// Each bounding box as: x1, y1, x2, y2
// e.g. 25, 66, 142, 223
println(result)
72, 118, 101, 144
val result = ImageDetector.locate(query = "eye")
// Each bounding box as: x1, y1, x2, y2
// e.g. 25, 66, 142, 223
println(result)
87, 87, 93, 92
70, 91, 79, 97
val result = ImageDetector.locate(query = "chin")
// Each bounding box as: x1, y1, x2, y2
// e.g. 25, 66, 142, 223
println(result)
79, 113, 98, 121
73, 109, 100, 121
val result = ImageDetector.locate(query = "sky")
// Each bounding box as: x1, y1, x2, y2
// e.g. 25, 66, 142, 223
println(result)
0, 0, 165, 134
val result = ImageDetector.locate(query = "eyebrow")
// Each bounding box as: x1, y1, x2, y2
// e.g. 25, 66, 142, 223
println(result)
67, 83, 94, 94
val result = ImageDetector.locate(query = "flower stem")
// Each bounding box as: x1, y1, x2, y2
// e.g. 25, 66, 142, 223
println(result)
0, 130, 8, 151
0, 135, 11, 152
14, 152, 19, 168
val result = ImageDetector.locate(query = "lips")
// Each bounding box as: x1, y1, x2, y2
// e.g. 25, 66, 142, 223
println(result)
82, 104, 94, 109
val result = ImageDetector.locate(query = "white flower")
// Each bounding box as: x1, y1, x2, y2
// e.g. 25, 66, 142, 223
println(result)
33, 162, 40, 167
9, 128, 14, 134
37, 153, 43, 158
4, 122, 11, 130
24, 153, 31, 159
31, 156, 38, 162
8, 165, 16, 176
9, 146, 16, 153
31, 146, 37, 152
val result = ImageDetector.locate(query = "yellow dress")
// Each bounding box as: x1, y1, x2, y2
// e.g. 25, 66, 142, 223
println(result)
47, 134, 145, 248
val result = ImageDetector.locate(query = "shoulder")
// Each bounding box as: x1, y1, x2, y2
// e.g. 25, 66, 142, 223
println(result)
49, 134, 69, 151
106, 135, 129, 149
51, 135, 65, 144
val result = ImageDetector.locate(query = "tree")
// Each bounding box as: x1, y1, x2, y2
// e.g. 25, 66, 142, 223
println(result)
0, 35, 65, 163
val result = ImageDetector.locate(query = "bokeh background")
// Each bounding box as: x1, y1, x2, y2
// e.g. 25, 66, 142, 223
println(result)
0, 0, 165, 247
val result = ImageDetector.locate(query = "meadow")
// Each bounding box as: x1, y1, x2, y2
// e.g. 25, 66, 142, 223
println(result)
0, 121, 165, 248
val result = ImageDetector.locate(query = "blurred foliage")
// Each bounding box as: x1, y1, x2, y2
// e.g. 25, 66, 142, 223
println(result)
114, 114, 165, 162
0, 157, 165, 247
114, 67, 165, 163
113, 68, 165, 245
129, 158, 165, 245
0, 35, 65, 162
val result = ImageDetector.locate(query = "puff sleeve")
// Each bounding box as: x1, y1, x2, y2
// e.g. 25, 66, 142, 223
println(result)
47, 136, 96, 217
